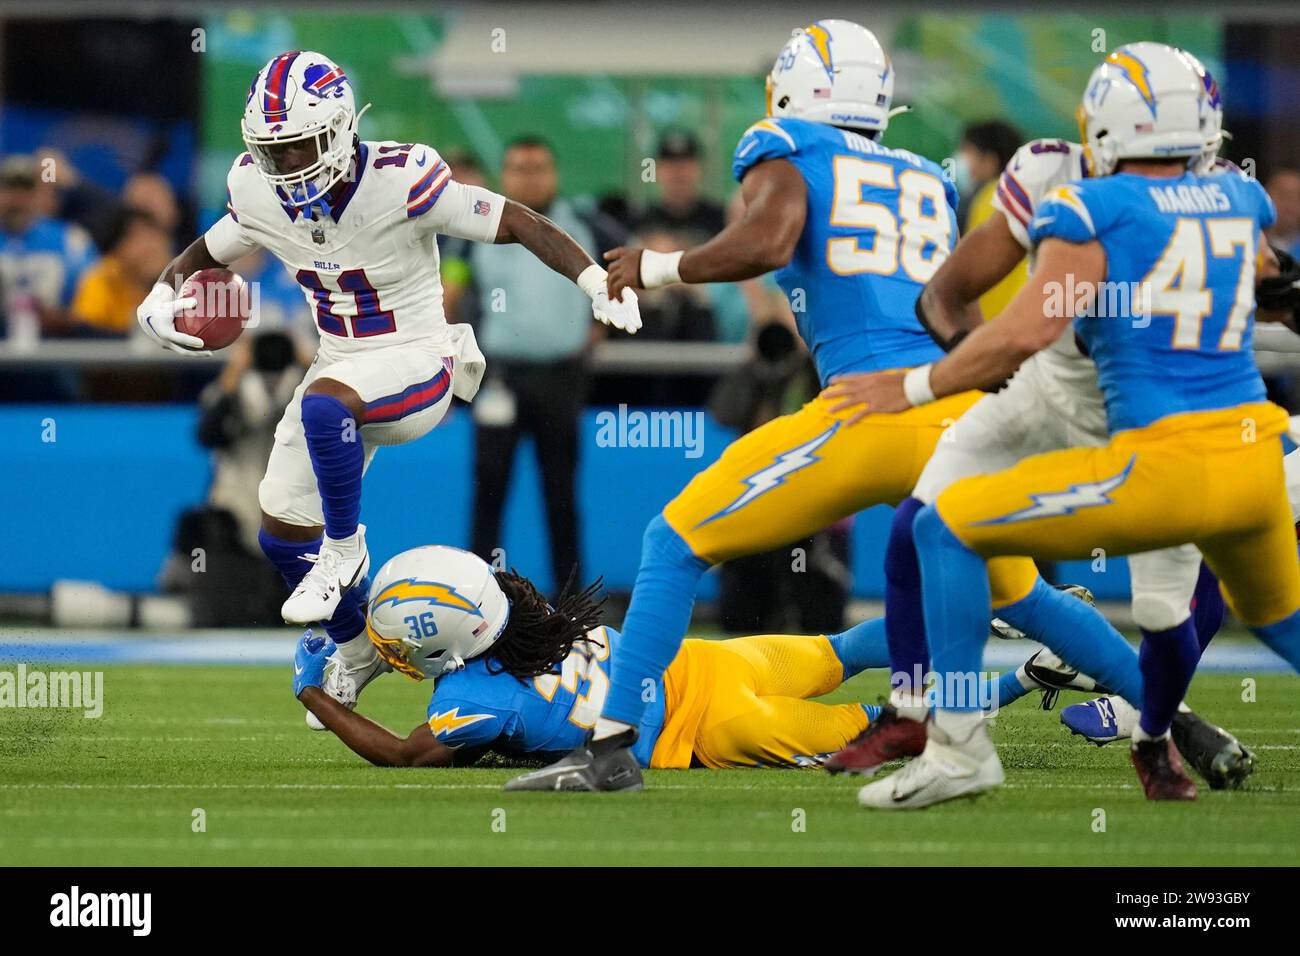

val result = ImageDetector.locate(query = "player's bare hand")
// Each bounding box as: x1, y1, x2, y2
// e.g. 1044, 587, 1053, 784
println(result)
603, 246, 644, 302
822, 370, 911, 423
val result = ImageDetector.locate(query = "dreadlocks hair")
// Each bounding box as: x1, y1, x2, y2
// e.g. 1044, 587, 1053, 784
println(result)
486, 567, 607, 681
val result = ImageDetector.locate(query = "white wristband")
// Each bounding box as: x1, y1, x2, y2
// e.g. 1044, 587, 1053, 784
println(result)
576, 264, 607, 300
903, 364, 936, 407
638, 249, 683, 289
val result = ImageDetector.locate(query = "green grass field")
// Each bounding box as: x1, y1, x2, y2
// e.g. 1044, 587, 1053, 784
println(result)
1, 658, 1297, 866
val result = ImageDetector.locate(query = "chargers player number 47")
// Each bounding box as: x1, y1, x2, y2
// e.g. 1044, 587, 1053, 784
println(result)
1143, 217, 1256, 350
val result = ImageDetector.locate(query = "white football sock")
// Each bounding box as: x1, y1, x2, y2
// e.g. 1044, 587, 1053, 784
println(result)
593, 717, 632, 741
1132, 722, 1170, 744
889, 686, 928, 723
335, 634, 377, 668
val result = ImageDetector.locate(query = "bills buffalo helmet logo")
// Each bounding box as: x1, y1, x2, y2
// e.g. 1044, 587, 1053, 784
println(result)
303, 62, 349, 100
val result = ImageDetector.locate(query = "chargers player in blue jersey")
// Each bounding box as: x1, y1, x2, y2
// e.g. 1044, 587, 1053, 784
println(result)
293, 545, 906, 773
843, 45, 1300, 806
827, 48, 1283, 788
508, 19, 1136, 793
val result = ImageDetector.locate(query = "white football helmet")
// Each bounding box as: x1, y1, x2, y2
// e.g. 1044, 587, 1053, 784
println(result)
1077, 42, 1221, 177
766, 20, 897, 135
366, 546, 511, 681
240, 50, 369, 209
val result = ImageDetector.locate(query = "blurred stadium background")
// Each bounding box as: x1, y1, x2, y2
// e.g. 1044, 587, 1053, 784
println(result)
4, 1, 1300, 634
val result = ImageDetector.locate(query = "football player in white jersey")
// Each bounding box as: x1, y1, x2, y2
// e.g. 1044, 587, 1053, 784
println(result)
137, 51, 641, 723
826, 44, 1298, 790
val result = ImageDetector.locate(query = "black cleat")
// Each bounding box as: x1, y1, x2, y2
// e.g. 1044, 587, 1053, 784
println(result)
1171, 711, 1255, 790
504, 730, 643, 792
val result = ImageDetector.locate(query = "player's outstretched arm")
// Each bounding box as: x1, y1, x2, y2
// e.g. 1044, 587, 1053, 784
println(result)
292, 633, 454, 767
918, 213, 1027, 349
494, 200, 596, 282
297, 688, 454, 768
494, 199, 641, 332
824, 238, 1099, 418
927, 237, 1097, 396
604, 158, 806, 299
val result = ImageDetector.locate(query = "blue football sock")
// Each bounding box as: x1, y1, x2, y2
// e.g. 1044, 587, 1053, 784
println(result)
827, 617, 890, 681
913, 506, 989, 712
603, 515, 710, 726
996, 577, 1143, 709
258, 527, 316, 591
325, 577, 369, 644
884, 497, 929, 695
1253, 607, 1300, 673
301, 393, 364, 541
1191, 562, 1226, 654
994, 669, 1032, 710
1137, 618, 1200, 737
258, 528, 367, 642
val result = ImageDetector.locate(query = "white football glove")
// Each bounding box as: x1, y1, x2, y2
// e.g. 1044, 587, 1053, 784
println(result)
577, 265, 642, 334
137, 282, 209, 355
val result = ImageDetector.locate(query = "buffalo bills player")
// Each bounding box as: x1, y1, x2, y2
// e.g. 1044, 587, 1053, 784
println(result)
138, 52, 641, 726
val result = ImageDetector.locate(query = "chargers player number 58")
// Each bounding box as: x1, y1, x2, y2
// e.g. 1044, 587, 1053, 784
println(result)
828, 157, 952, 282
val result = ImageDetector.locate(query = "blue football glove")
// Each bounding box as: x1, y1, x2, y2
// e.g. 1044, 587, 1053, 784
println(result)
294, 631, 337, 697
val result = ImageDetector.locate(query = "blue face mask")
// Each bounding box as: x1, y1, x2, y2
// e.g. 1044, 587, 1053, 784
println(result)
280, 175, 335, 219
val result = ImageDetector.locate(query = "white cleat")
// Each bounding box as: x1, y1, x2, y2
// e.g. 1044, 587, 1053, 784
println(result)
305, 645, 391, 731
858, 715, 1004, 810
281, 525, 370, 625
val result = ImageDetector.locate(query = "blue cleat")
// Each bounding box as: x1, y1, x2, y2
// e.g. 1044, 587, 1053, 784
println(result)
1060, 694, 1136, 745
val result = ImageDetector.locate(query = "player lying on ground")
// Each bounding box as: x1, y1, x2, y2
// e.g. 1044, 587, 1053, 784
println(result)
137, 52, 640, 729
824, 44, 1298, 785
508, 19, 1154, 794
293, 545, 1106, 773
838, 45, 1300, 806
293, 545, 892, 770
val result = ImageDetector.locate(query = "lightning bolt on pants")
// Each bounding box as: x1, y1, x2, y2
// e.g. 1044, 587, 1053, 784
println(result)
930, 404, 1300, 704
602, 390, 982, 728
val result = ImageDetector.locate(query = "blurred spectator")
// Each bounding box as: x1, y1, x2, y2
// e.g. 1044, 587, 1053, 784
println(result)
468, 136, 596, 590
439, 149, 487, 327
954, 119, 1023, 228
956, 119, 1025, 316
71, 207, 171, 337
635, 130, 725, 247
122, 172, 182, 241
1265, 166, 1300, 259
0, 154, 97, 344
632, 227, 716, 343
31, 147, 119, 237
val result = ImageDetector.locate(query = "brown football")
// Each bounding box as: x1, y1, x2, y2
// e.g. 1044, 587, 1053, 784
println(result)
175, 268, 252, 350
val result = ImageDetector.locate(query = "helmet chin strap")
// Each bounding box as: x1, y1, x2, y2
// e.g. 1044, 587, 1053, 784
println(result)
887, 104, 912, 118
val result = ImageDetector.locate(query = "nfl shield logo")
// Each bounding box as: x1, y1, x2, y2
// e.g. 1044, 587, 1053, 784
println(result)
311, 226, 326, 245
473, 199, 491, 216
